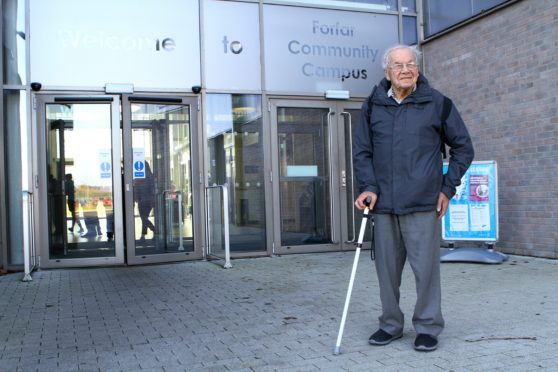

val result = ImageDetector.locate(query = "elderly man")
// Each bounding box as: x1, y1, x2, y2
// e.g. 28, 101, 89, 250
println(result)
353, 45, 474, 351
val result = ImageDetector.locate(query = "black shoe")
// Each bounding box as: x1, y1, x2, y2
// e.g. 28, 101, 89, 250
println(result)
368, 329, 403, 345
414, 334, 438, 351
68, 227, 74, 232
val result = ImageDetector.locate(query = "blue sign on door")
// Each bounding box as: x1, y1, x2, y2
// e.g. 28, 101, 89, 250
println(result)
100, 161, 112, 179
134, 160, 145, 178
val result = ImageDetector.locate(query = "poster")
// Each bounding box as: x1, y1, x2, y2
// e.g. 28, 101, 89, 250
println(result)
442, 161, 498, 241
99, 149, 112, 179
132, 148, 146, 179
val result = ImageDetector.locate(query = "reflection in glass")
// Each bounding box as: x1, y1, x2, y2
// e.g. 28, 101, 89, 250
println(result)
131, 103, 194, 254
277, 107, 332, 246
46, 103, 115, 259
2, 0, 27, 85
206, 94, 266, 252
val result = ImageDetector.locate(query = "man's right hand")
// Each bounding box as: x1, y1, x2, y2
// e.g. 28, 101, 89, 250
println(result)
355, 191, 377, 210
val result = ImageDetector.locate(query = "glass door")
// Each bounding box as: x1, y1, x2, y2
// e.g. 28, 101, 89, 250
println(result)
122, 95, 202, 264
35, 95, 124, 267
270, 99, 367, 254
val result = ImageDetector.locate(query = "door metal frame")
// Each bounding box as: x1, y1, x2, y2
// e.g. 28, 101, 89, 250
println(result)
268, 98, 362, 255
122, 94, 203, 265
335, 102, 368, 251
33, 93, 125, 268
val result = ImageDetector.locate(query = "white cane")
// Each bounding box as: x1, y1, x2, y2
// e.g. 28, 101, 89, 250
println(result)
333, 197, 372, 355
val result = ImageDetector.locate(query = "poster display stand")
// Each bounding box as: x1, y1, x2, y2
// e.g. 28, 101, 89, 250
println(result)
441, 161, 507, 264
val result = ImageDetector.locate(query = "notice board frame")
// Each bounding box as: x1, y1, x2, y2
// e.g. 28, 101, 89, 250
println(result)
442, 160, 499, 243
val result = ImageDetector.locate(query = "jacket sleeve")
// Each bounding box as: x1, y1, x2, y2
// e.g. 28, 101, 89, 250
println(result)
353, 98, 379, 195
441, 102, 475, 199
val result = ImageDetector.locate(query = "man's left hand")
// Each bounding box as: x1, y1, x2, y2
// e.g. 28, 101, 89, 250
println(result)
436, 193, 450, 220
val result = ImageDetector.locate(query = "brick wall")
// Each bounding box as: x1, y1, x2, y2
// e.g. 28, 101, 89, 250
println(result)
422, 0, 558, 258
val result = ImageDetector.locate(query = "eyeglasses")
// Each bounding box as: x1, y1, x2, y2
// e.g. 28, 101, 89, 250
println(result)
389, 62, 419, 72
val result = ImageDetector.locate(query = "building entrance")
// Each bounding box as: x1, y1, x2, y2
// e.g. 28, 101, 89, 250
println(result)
34, 94, 202, 268
269, 99, 372, 254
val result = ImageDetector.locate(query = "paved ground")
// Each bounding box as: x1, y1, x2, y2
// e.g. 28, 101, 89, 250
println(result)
1, 250, 557, 371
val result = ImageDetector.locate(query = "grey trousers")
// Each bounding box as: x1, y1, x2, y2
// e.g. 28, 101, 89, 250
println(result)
373, 211, 444, 336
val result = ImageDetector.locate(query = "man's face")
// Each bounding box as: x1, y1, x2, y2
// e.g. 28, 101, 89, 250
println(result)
384, 48, 419, 91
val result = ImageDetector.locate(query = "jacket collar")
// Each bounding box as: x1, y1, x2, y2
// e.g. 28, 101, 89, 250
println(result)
375, 74, 433, 105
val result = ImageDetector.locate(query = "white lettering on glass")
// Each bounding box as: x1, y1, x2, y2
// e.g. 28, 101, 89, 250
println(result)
59, 30, 175, 52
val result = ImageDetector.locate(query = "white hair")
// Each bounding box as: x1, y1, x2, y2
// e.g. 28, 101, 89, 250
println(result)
382, 45, 422, 69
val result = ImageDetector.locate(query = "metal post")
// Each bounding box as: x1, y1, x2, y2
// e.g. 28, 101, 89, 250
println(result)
205, 185, 232, 269
22, 191, 34, 282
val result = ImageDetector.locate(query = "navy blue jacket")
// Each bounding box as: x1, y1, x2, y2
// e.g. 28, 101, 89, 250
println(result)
353, 74, 474, 215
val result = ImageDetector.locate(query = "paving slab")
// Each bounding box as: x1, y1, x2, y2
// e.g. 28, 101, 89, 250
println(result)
1, 251, 557, 371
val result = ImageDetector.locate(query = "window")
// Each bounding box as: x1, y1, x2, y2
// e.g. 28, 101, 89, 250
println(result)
423, 0, 511, 37
403, 16, 418, 45
269, 0, 398, 11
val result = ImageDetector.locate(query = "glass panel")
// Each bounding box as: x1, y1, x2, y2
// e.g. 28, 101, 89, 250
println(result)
424, 0, 471, 36
278, 107, 332, 246
3, 90, 25, 265
2, 0, 27, 85
131, 103, 194, 254
401, 0, 416, 12
206, 94, 266, 253
403, 16, 418, 45
424, 0, 509, 37
344, 108, 372, 243
280, 0, 398, 11
206, 186, 227, 258
46, 103, 115, 259
473, 0, 508, 13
